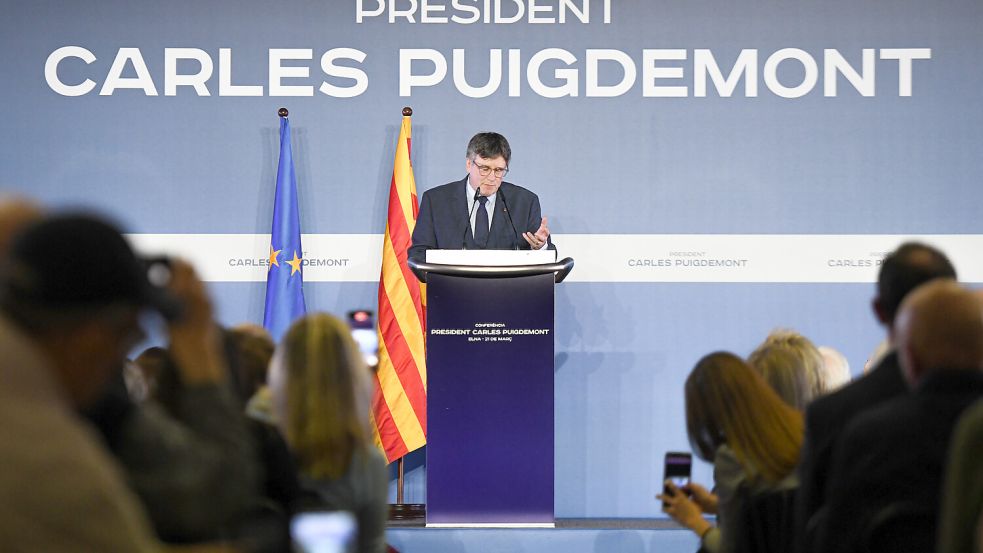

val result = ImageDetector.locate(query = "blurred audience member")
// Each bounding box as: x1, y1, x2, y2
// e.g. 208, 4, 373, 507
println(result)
121, 358, 151, 402
816, 280, 983, 553
816, 346, 851, 393
270, 313, 388, 553
659, 352, 802, 553
0, 195, 43, 256
227, 324, 277, 424
748, 329, 823, 410
84, 261, 263, 546
246, 384, 275, 425
938, 398, 983, 553
134, 346, 172, 404
795, 242, 956, 553
229, 324, 275, 401
863, 339, 890, 374
231, 321, 275, 343
223, 325, 302, 535
0, 213, 164, 550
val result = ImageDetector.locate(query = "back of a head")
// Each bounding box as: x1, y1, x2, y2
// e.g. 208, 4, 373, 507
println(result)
877, 242, 957, 328
747, 330, 823, 410
272, 312, 372, 479
227, 325, 275, 402
895, 280, 983, 386
685, 351, 804, 483
817, 346, 852, 392
466, 132, 511, 164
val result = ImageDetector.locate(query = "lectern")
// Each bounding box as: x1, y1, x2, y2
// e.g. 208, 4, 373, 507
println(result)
409, 251, 574, 527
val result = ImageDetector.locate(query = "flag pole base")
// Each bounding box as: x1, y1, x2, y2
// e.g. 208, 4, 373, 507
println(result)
388, 503, 426, 524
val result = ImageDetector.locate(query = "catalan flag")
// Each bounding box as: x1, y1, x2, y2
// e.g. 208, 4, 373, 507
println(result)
263, 111, 306, 341
372, 109, 427, 462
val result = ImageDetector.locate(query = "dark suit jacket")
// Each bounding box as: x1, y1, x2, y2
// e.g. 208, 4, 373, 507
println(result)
408, 177, 555, 264
795, 351, 908, 553
937, 398, 983, 553
815, 369, 983, 553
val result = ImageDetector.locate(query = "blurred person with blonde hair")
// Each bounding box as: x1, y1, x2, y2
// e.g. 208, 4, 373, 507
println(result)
659, 352, 803, 553
748, 329, 824, 410
269, 313, 387, 553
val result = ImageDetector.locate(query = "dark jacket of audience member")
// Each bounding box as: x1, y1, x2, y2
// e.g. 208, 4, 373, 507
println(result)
818, 369, 983, 553
816, 280, 983, 553
795, 242, 956, 553
937, 397, 983, 553
86, 312, 262, 545
222, 326, 304, 531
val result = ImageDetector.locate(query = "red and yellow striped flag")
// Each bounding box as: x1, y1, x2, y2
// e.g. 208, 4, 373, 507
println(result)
372, 110, 427, 463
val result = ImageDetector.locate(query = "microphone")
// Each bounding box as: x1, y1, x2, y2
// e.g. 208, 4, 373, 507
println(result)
497, 186, 520, 250
462, 186, 482, 249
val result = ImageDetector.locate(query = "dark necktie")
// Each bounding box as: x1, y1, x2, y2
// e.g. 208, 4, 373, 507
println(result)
474, 195, 489, 248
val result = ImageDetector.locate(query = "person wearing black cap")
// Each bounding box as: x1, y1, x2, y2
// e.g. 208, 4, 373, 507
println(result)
0, 213, 168, 550
0, 213, 260, 551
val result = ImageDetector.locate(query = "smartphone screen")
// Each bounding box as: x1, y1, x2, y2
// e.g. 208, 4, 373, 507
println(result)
663, 451, 692, 507
347, 310, 379, 367
291, 511, 356, 553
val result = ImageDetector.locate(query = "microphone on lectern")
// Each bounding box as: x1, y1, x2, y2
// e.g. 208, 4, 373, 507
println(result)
462, 186, 483, 249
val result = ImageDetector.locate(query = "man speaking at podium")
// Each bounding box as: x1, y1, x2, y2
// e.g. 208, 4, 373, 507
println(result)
408, 132, 554, 264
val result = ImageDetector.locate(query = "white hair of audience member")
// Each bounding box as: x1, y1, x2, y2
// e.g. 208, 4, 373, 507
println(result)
817, 346, 851, 392
747, 328, 824, 410
863, 339, 891, 374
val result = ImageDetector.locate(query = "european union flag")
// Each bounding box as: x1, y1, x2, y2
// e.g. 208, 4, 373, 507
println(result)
263, 112, 306, 341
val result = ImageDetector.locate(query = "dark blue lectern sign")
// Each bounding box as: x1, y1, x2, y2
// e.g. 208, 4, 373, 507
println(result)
426, 272, 555, 525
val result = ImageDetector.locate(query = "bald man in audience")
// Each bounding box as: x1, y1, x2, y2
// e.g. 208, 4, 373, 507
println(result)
816, 280, 983, 553
936, 288, 983, 553
795, 242, 957, 553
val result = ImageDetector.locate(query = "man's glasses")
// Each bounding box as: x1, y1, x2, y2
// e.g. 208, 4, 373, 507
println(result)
472, 161, 509, 178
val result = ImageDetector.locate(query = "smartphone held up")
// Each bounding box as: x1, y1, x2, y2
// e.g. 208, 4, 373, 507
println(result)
662, 451, 692, 508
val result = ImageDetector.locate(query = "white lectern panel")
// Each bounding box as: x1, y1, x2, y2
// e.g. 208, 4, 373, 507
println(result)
425, 250, 557, 266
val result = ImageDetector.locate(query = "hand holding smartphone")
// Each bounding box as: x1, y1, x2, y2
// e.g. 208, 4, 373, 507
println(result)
662, 451, 692, 508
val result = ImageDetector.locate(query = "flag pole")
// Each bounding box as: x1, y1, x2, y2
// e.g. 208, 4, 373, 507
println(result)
395, 106, 412, 509
397, 456, 405, 504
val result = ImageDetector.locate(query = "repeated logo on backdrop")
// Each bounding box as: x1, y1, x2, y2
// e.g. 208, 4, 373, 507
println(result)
126, 233, 983, 283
